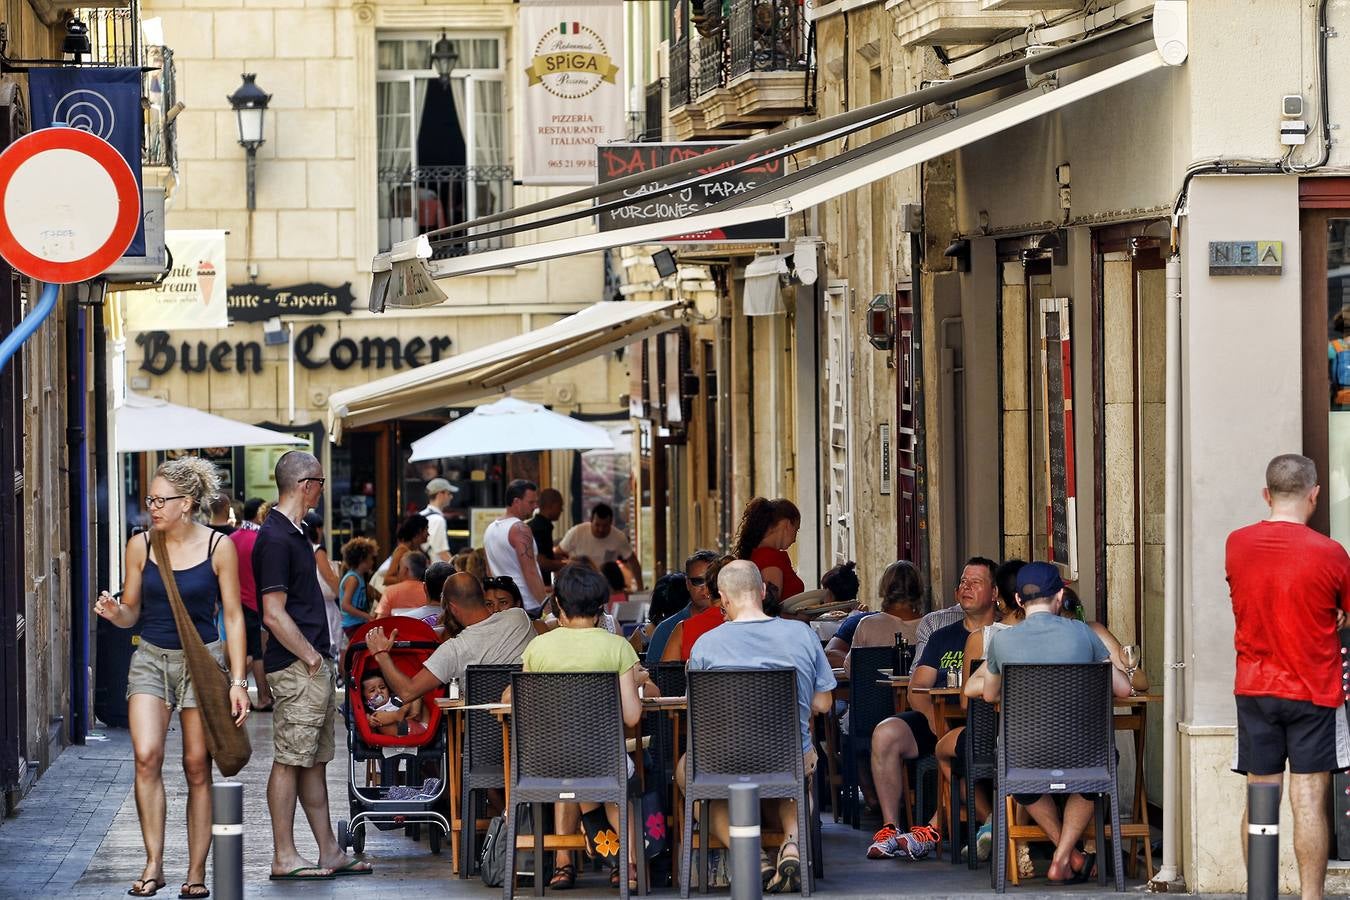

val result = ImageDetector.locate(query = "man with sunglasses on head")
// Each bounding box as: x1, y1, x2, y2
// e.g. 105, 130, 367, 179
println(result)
645, 549, 718, 664
255, 451, 372, 880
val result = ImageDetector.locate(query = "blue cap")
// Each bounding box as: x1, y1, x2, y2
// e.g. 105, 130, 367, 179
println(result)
1016, 561, 1064, 602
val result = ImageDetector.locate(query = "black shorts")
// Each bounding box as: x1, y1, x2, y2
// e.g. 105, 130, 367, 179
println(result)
881, 710, 937, 758
1234, 695, 1350, 776
241, 605, 264, 659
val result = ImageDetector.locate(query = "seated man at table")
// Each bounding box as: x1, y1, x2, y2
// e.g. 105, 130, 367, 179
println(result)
363, 572, 535, 701
680, 560, 836, 894
645, 549, 719, 663
965, 562, 1131, 883
522, 563, 659, 891
866, 556, 999, 861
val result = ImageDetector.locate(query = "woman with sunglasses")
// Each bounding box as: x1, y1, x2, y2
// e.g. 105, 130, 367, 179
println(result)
94, 457, 249, 899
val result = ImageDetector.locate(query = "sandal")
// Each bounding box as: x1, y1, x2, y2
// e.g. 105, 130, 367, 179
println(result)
128, 878, 166, 897
607, 862, 637, 889
178, 884, 209, 899
549, 863, 577, 890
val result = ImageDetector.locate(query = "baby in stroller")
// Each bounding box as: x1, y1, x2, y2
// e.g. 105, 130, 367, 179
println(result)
361, 672, 431, 738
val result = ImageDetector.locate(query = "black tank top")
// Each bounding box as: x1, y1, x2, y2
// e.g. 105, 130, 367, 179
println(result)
138, 531, 222, 649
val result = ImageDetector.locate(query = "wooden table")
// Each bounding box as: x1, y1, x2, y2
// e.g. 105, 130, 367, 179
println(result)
435, 698, 510, 874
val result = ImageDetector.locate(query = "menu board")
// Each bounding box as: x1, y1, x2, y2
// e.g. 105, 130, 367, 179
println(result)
1040, 298, 1078, 578
595, 142, 788, 242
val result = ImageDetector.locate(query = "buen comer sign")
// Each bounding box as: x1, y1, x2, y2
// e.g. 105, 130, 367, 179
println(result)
136, 325, 454, 375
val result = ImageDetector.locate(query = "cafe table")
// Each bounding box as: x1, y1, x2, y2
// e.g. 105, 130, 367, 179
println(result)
435, 697, 510, 874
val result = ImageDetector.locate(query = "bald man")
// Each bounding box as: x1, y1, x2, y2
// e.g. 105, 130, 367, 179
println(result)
365, 573, 536, 700
529, 488, 568, 584
679, 561, 835, 892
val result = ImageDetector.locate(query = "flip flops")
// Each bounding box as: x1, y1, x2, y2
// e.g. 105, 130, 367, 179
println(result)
268, 867, 334, 881
128, 878, 166, 897
178, 883, 209, 899
331, 859, 374, 876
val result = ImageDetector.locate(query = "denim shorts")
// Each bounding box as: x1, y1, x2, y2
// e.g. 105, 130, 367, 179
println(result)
126, 638, 226, 710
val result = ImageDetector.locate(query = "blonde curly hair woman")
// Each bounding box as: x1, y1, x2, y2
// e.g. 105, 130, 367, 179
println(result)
95, 456, 248, 899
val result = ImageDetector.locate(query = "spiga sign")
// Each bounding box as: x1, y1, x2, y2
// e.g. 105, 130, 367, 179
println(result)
1209, 241, 1283, 276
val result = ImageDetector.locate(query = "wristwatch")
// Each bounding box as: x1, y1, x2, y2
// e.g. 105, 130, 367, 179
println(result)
230, 678, 248, 689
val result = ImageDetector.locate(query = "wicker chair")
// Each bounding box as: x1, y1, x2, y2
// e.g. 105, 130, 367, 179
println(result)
842, 646, 899, 829
949, 693, 997, 870
679, 668, 815, 898
459, 663, 520, 878
993, 662, 1124, 893
503, 671, 647, 900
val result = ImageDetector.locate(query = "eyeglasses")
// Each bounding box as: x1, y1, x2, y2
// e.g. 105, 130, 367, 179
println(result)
298, 476, 325, 487
145, 495, 186, 509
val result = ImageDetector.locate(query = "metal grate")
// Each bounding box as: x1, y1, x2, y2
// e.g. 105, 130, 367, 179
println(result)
729, 0, 810, 78
642, 78, 664, 140
377, 165, 513, 257
695, 22, 726, 98
71, 8, 139, 67
670, 35, 692, 107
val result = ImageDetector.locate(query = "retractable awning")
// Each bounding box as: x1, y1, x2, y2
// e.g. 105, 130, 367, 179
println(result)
327, 300, 681, 436
427, 42, 1173, 280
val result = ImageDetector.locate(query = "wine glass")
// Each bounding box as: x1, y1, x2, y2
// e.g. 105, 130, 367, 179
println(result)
1121, 644, 1142, 695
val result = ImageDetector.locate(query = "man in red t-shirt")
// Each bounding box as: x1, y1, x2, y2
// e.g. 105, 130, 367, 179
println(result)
1227, 453, 1350, 899
229, 497, 273, 710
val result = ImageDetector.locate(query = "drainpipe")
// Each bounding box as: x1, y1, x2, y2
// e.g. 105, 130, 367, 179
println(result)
0, 282, 60, 374
1150, 253, 1184, 891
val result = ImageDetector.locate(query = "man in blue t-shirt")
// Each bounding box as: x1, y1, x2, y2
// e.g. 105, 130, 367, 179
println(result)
682, 561, 835, 893
968, 561, 1130, 883
865, 557, 999, 861
645, 549, 718, 663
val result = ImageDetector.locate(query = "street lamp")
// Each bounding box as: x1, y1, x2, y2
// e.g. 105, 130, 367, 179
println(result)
60, 18, 91, 63
430, 32, 458, 85
227, 73, 271, 211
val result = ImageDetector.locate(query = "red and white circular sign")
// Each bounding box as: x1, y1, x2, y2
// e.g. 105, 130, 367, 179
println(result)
0, 126, 140, 284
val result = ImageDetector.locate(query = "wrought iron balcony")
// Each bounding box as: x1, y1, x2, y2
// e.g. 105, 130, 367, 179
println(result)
143, 46, 177, 170
696, 21, 727, 98
670, 35, 692, 107
377, 165, 513, 258
729, 0, 809, 79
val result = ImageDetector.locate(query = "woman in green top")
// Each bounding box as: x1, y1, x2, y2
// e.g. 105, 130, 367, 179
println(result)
522, 564, 658, 890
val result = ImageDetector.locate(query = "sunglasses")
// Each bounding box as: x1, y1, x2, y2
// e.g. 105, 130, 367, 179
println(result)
298, 476, 326, 487
483, 576, 514, 588
687, 576, 708, 587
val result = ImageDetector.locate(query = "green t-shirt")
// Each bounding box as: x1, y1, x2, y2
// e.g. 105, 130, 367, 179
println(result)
522, 625, 639, 675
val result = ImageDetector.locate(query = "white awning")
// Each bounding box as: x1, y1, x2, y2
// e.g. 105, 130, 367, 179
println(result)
327, 300, 682, 436
116, 393, 308, 453
427, 47, 1170, 280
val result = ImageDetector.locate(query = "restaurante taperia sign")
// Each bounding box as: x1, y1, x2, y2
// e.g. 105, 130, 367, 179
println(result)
227, 282, 356, 322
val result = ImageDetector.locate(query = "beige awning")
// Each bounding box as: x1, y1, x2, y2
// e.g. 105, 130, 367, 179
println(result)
327, 300, 682, 437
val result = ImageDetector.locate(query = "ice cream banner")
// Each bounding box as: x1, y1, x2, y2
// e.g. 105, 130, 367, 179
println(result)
519, 0, 626, 185
123, 229, 228, 332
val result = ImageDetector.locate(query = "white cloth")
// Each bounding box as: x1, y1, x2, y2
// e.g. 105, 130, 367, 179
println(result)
484, 516, 543, 611
420, 504, 451, 560
558, 524, 634, 566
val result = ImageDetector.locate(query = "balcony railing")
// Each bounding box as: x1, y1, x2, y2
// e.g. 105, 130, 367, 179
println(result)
642, 79, 665, 140
377, 165, 513, 258
670, 36, 692, 107
729, 0, 809, 78
696, 21, 727, 98
143, 46, 177, 170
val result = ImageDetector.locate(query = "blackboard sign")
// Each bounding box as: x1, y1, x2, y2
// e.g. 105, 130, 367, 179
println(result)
1040, 297, 1078, 578
595, 142, 788, 243
227, 282, 356, 322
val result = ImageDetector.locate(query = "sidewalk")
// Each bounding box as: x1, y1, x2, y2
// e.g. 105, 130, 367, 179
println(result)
0, 706, 1156, 899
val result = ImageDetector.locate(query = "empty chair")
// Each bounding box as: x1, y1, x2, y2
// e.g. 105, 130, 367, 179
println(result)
459, 663, 520, 878
950, 693, 997, 870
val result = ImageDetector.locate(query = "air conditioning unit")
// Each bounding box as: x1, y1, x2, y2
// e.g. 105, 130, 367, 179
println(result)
104, 187, 170, 284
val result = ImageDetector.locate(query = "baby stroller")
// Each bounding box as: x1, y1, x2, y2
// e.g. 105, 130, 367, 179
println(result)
337, 616, 449, 854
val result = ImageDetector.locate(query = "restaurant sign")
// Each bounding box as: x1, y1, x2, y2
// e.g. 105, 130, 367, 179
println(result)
596, 142, 788, 243
135, 325, 454, 376
227, 282, 356, 322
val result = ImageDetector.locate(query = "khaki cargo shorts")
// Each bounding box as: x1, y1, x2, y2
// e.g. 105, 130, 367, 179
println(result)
126, 638, 226, 710
266, 659, 336, 768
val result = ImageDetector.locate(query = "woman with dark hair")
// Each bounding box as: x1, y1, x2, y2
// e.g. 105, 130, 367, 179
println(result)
600, 560, 628, 615
383, 515, 430, 587
733, 497, 805, 601
846, 560, 926, 674
484, 574, 551, 636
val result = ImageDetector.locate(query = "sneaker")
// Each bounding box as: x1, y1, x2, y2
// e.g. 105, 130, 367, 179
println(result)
867, 823, 939, 860
976, 822, 992, 862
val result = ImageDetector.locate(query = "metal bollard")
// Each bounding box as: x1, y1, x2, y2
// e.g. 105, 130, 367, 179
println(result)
212, 781, 244, 900
728, 782, 763, 900
1247, 781, 1280, 900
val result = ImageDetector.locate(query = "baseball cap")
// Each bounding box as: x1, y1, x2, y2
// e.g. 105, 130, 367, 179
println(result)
426, 477, 458, 495
1015, 561, 1064, 602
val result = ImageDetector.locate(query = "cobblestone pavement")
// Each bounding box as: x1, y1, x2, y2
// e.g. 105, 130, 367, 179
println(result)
0, 701, 1154, 900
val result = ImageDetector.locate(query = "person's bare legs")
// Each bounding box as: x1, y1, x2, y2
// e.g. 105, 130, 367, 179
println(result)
1290, 772, 1330, 900
268, 762, 327, 875
129, 695, 172, 891
553, 802, 585, 869
301, 763, 356, 870
251, 656, 273, 707
1023, 795, 1091, 880
179, 709, 212, 890
870, 717, 918, 827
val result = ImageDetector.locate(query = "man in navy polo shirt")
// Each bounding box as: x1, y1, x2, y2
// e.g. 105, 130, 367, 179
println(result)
256, 450, 372, 880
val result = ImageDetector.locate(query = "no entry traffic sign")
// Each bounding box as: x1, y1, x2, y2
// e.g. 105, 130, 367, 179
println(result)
0, 126, 140, 284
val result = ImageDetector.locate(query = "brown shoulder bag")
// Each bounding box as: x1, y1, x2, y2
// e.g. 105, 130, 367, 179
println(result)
152, 529, 252, 777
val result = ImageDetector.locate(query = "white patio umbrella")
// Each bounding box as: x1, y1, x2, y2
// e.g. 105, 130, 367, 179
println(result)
409, 396, 613, 462
116, 392, 308, 453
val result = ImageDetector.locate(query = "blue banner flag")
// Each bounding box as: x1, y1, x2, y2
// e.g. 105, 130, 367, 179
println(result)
29, 67, 145, 256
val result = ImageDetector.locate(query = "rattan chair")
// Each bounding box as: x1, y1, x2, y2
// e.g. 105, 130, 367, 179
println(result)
459, 663, 520, 878
842, 646, 899, 829
993, 662, 1124, 893
679, 668, 815, 898
950, 693, 997, 870
503, 671, 647, 900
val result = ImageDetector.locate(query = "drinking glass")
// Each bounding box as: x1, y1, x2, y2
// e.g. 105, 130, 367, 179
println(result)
1122, 644, 1142, 695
